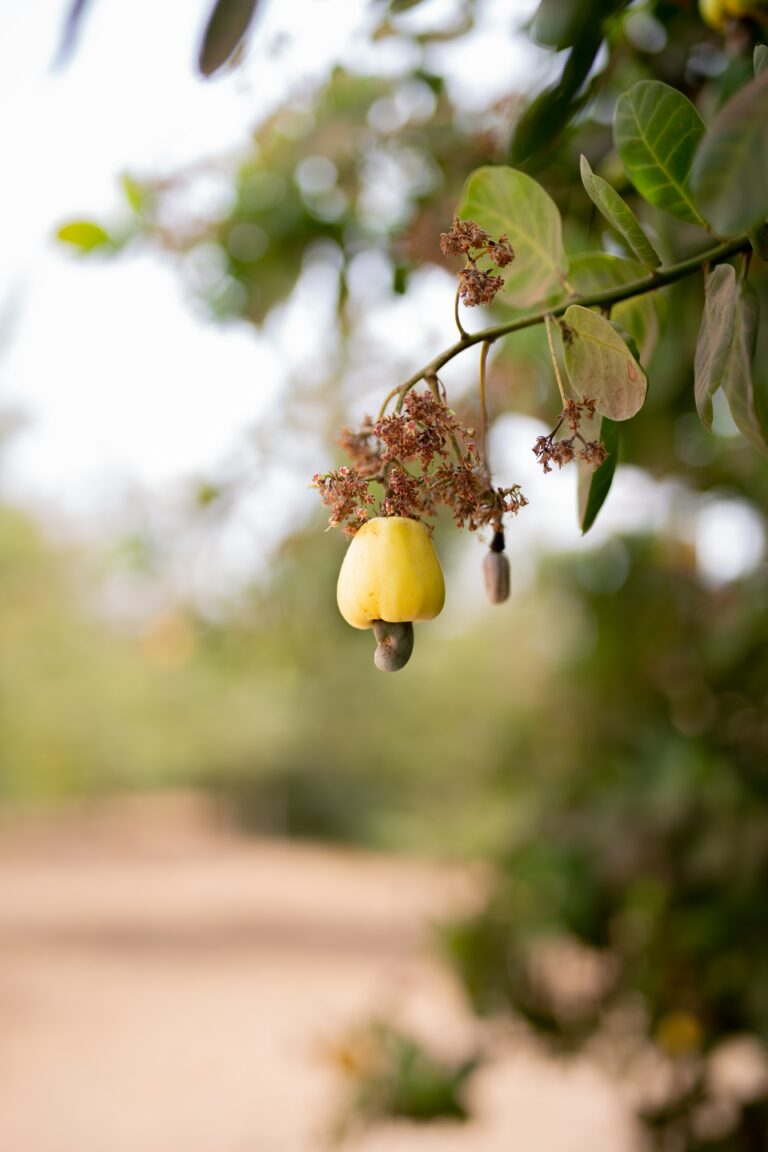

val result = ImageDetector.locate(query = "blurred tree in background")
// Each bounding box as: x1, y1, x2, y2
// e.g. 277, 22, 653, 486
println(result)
444, 536, 768, 1149
13, 0, 768, 1146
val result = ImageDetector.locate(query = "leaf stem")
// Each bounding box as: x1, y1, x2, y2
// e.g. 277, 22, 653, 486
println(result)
740, 249, 753, 283
478, 340, 491, 470
544, 314, 568, 405
391, 234, 751, 405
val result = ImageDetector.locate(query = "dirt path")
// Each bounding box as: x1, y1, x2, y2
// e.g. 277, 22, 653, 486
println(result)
0, 795, 636, 1152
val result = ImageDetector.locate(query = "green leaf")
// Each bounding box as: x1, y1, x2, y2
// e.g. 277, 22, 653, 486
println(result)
198, 0, 259, 77
579, 155, 661, 269
457, 167, 568, 307
690, 70, 768, 236
561, 305, 647, 420
392, 264, 409, 295
121, 173, 147, 216
532, 0, 629, 49
755, 44, 768, 75
608, 321, 640, 363
614, 81, 708, 228
533, 0, 587, 47
578, 416, 620, 534
509, 27, 602, 167
389, 0, 428, 11
56, 220, 113, 253
722, 281, 767, 450
694, 263, 737, 430
569, 252, 666, 363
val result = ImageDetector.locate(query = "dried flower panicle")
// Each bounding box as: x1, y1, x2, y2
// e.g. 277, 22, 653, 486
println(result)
375, 390, 470, 470
487, 235, 514, 267
336, 419, 381, 478
440, 216, 515, 308
533, 436, 575, 472
579, 439, 608, 468
440, 217, 491, 255
314, 388, 526, 536
445, 475, 527, 531
458, 266, 504, 307
382, 465, 435, 520
563, 396, 595, 432
533, 397, 609, 475
431, 443, 527, 533
311, 466, 375, 536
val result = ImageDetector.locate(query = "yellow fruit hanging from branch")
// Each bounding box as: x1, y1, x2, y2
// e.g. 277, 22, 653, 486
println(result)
336, 517, 445, 671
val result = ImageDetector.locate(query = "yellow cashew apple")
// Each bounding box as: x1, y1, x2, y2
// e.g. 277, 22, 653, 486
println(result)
336, 516, 445, 630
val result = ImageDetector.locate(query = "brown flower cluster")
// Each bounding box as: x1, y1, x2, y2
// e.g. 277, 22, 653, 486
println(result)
563, 397, 596, 430
431, 458, 527, 531
314, 389, 527, 536
311, 466, 375, 534
440, 218, 491, 254
457, 266, 504, 307
382, 465, 434, 520
440, 216, 514, 308
375, 390, 471, 469
532, 398, 608, 474
336, 419, 379, 478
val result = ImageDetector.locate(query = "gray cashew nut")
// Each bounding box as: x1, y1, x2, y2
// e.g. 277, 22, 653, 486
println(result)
372, 620, 414, 672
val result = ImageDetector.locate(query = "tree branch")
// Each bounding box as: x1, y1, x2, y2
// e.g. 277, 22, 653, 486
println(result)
392, 234, 752, 411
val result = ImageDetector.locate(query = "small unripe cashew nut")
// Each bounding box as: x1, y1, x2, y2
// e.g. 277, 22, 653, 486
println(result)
372, 620, 414, 672
483, 530, 510, 604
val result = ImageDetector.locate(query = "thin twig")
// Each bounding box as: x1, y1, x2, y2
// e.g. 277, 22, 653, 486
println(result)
376, 385, 401, 421
478, 340, 491, 472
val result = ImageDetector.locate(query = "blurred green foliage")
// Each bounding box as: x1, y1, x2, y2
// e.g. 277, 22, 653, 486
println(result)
328, 1019, 480, 1140
92, 64, 493, 325
442, 536, 768, 1139
0, 493, 558, 844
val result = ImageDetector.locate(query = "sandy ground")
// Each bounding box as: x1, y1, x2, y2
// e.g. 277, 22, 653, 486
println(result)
0, 794, 638, 1152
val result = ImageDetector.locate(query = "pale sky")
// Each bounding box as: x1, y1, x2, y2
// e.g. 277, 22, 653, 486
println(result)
0, 0, 762, 598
